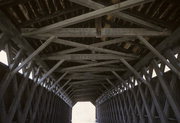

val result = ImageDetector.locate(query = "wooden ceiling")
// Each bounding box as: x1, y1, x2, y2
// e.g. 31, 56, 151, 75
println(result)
0, 0, 179, 104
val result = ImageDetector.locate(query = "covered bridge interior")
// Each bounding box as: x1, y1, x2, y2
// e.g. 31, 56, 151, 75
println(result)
0, 0, 180, 122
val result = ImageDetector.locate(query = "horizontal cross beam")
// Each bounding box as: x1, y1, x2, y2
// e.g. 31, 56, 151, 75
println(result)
42, 54, 135, 61
73, 93, 98, 97
61, 60, 120, 71
65, 73, 112, 78
63, 75, 114, 80
22, 28, 170, 37
72, 88, 100, 91
70, 80, 103, 85
56, 67, 125, 72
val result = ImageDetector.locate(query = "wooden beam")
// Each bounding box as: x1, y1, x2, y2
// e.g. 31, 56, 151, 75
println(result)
38, 60, 65, 84
106, 79, 116, 88
73, 93, 97, 96
74, 97, 96, 101
21, 7, 84, 27
61, 79, 72, 89
0, 11, 56, 80
152, 60, 180, 122
49, 72, 68, 90
73, 87, 100, 91
101, 83, 109, 90
0, 33, 9, 50
55, 79, 72, 95
0, 12, 72, 104
111, 71, 124, 83
62, 60, 120, 71
24, 0, 153, 35
56, 67, 125, 72
70, 60, 97, 64
95, 17, 102, 37
43, 54, 135, 61
69, 0, 163, 31
64, 75, 114, 80
64, 85, 72, 93
138, 36, 180, 77
5, 43, 14, 66
123, 27, 180, 79
53, 38, 138, 58
70, 80, 102, 85
22, 28, 170, 37
73, 89, 99, 93
72, 82, 102, 85
0, 0, 35, 7
73, 92, 98, 95
66, 73, 110, 78
0, 11, 35, 52
73, 84, 104, 89
46, 37, 134, 55
13, 36, 56, 73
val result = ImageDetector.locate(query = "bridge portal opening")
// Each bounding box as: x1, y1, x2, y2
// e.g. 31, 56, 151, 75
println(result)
72, 102, 96, 123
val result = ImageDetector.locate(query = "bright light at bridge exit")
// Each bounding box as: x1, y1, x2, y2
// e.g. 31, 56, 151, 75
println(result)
72, 102, 96, 123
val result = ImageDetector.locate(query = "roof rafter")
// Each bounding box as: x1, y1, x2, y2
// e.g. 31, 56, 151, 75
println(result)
24, 0, 153, 35
20, 7, 84, 27
69, 0, 164, 31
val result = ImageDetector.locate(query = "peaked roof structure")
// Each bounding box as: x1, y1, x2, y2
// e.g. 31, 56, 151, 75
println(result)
0, 0, 179, 104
